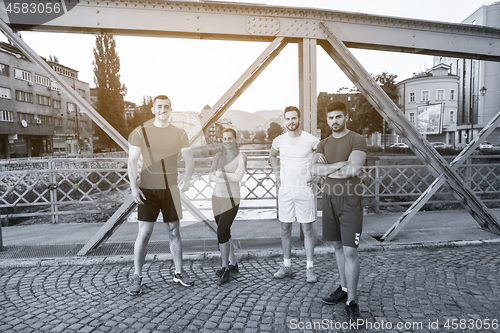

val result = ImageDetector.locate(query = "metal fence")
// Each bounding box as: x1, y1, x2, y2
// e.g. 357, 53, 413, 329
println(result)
1, 154, 500, 223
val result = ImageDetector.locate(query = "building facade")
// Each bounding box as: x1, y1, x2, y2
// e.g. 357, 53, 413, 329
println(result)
396, 63, 460, 146
0, 42, 92, 158
433, 1, 500, 146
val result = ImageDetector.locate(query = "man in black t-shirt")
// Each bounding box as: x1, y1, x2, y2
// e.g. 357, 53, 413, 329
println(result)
127, 95, 194, 295
312, 101, 367, 320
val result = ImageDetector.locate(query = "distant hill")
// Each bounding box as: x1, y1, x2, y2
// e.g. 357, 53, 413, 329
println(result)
254, 109, 283, 121
224, 109, 284, 131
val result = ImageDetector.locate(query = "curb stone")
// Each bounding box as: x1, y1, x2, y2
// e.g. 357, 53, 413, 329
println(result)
1, 238, 499, 268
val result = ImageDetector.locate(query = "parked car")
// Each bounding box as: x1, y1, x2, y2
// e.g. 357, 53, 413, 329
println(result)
479, 142, 493, 149
389, 142, 409, 148
430, 142, 451, 148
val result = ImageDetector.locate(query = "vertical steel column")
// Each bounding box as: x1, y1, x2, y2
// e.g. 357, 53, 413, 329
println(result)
299, 38, 319, 241
299, 39, 318, 136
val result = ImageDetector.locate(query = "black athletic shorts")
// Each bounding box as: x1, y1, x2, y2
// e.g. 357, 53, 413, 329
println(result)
322, 194, 363, 248
137, 187, 182, 223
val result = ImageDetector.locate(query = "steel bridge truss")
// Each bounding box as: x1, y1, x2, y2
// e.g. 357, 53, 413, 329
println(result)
1, 1, 500, 253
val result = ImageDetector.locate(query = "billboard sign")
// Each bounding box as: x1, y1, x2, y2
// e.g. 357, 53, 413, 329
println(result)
417, 103, 443, 135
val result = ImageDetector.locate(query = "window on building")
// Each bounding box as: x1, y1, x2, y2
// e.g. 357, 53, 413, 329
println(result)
19, 113, 35, 124
437, 89, 445, 100
50, 81, 59, 91
16, 90, 33, 103
37, 115, 52, 125
422, 90, 430, 101
35, 74, 51, 87
67, 102, 76, 113
14, 68, 32, 82
53, 100, 61, 109
37, 95, 51, 106
0, 110, 13, 122
78, 89, 86, 97
0, 63, 9, 76
81, 120, 88, 130
68, 119, 76, 128
409, 92, 415, 103
450, 89, 455, 100
450, 110, 455, 122
409, 112, 415, 123
0, 87, 11, 99
54, 117, 63, 127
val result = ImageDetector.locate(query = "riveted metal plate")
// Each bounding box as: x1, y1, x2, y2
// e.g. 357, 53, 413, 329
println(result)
282, 19, 320, 38
246, 16, 280, 36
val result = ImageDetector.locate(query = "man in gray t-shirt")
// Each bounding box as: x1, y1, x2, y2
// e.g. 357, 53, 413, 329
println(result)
312, 101, 367, 320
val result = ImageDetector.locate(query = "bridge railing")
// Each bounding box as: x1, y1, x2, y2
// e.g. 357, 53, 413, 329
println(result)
1, 154, 499, 223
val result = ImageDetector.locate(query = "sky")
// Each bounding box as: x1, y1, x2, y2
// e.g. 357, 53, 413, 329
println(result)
2, 0, 494, 112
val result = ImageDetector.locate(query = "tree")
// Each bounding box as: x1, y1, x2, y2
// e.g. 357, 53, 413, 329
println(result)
267, 122, 283, 141
93, 33, 127, 150
254, 130, 267, 142
127, 96, 153, 135
349, 72, 398, 135
241, 130, 251, 140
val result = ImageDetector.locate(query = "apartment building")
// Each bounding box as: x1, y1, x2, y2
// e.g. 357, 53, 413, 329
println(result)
396, 63, 460, 146
0, 42, 92, 158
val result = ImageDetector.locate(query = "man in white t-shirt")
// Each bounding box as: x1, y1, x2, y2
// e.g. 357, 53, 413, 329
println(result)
270, 106, 320, 283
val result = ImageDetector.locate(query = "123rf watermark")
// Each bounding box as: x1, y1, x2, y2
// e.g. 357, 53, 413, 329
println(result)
289, 318, 498, 331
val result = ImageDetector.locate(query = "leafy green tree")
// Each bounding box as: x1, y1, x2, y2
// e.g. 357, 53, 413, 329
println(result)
241, 130, 251, 140
127, 96, 154, 135
93, 33, 127, 150
254, 130, 267, 142
349, 72, 398, 135
267, 122, 283, 141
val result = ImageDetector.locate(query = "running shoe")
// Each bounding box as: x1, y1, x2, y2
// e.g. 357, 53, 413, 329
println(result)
217, 267, 230, 285
345, 300, 361, 320
322, 285, 347, 304
216, 263, 239, 277
127, 274, 142, 295
273, 265, 294, 279
173, 269, 194, 287
306, 267, 317, 283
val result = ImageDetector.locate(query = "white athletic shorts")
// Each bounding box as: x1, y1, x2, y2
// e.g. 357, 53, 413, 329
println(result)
278, 186, 316, 223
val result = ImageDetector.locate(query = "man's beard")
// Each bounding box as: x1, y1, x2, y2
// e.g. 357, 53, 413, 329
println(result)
330, 122, 345, 132
287, 123, 299, 131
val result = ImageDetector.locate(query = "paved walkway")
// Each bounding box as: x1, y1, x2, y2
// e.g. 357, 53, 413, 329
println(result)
1, 209, 500, 332
1, 245, 499, 332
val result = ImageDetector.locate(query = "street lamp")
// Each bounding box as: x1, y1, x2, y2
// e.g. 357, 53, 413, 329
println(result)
470, 86, 487, 142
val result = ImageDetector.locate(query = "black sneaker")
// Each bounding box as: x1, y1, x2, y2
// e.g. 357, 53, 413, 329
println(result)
173, 270, 194, 287
345, 300, 360, 320
216, 263, 239, 277
322, 285, 347, 305
217, 267, 230, 285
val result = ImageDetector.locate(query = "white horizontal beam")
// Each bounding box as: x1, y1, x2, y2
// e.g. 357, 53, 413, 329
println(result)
2, 0, 500, 61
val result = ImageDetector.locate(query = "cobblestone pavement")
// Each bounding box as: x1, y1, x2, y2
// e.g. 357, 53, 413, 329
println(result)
1, 244, 499, 333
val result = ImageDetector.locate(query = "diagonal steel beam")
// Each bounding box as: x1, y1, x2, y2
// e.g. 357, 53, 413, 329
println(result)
318, 22, 500, 236
0, 19, 214, 254
381, 108, 500, 241
190, 36, 288, 145
76, 37, 288, 254
0, 18, 128, 150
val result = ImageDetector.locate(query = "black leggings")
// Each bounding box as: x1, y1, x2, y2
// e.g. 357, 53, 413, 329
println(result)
212, 196, 240, 244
